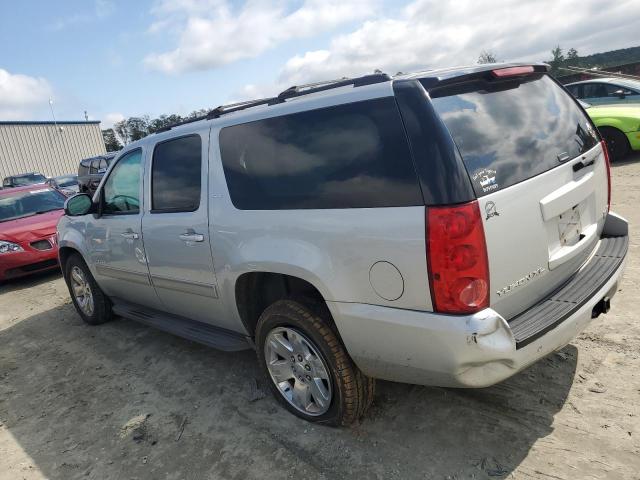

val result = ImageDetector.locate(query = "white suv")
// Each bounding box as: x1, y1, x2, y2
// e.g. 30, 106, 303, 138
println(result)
58, 64, 628, 425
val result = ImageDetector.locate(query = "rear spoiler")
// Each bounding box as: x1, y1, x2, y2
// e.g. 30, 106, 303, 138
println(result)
414, 63, 550, 91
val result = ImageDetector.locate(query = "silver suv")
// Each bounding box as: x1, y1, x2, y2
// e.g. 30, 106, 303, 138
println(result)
58, 64, 628, 426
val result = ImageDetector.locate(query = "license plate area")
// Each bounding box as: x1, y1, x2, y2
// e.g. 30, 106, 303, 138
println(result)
558, 206, 582, 246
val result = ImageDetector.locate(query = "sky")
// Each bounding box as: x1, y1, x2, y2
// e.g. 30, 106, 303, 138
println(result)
1, 0, 639, 129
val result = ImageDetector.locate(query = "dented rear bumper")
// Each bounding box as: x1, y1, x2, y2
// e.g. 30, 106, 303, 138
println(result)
328, 212, 628, 388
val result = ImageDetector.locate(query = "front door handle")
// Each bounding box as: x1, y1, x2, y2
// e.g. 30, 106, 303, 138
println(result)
179, 231, 204, 243
121, 230, 139, 240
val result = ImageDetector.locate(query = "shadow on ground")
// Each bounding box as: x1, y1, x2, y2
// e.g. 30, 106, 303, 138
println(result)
0, 269, 62, 295
0, 303, 578, 480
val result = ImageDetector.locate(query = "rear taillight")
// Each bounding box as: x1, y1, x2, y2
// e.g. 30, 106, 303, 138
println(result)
427, 201, 490, 314
601, 140, 612, 212
491, 66, 534, 78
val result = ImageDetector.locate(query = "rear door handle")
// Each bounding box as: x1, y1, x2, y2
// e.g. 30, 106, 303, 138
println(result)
121, 230, 139, 240
179, 231, 204, 243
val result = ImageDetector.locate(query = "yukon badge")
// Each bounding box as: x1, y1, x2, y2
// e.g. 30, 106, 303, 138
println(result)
496, 267, 546, 297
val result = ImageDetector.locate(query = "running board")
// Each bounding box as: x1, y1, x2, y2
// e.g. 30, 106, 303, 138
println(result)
112, 302, 251, 352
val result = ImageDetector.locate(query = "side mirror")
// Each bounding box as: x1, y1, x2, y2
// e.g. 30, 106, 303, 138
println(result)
613, 89, 627, 99
64, 193, 94, 216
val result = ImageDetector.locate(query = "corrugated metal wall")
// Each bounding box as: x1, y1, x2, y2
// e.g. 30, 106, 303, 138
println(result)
0, 122, 106, 180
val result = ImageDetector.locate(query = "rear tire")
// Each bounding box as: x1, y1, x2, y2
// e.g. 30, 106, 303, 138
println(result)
256, 299, 375, 426
64, 254, 112, 325
599, 126, 630, 161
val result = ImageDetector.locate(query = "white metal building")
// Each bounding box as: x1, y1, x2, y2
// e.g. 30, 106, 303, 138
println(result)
0, 121, 106, 180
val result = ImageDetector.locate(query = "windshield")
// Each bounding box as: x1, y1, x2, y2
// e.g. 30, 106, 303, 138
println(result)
0, 189, 65, 222
12, 174, 47, 186
428, 74, 599, 196
56, 176, 78, 187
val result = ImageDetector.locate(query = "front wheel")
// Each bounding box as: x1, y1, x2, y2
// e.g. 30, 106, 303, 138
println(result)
64, 254, 112, 325
256, 299, 375, 426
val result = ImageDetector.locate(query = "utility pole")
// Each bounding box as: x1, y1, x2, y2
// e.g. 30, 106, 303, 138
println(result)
48, 98, 59, 131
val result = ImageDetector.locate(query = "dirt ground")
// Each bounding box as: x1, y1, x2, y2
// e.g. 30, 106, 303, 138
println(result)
1, 155, 639, 480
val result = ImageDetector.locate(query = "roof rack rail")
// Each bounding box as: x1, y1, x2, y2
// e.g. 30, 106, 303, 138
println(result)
155, 114, 210, 133
153, 71, 391, 133
272, 72, 391, 103
206, 97, 276, 119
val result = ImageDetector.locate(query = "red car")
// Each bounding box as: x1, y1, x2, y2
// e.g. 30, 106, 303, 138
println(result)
0, 185, 66, 281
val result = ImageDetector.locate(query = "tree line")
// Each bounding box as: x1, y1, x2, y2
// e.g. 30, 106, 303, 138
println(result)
102, 109, 209, 152
478, 46, 580, 75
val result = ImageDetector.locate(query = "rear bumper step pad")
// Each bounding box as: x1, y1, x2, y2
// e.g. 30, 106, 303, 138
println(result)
509, 235, 628, 348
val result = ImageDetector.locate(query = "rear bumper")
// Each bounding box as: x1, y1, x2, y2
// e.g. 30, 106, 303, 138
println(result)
329, 214, 628, 388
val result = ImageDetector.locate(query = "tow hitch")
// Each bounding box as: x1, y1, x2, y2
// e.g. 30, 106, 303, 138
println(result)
592, 297, 611, 318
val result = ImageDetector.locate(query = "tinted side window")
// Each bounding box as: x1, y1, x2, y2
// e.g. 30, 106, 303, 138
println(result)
565, 84, 580, 98
99, 159, 108, 172
90, 159, 99, 174
151, 135, 202, 212
582, 83, 617, 98
219, 98, 422, 210
102, 150, 142, 214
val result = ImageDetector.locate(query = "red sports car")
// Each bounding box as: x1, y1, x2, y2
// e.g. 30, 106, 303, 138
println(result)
0, 185, 66, 281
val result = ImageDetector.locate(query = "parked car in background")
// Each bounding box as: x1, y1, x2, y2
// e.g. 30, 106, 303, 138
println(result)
46, 174, 79, 196
0, 185, 66, 281
579, 101, 640, 161
566, 78, 640, 106
58, 64, 627, 425
2, 172, 47, 189
77, 152, 117, 195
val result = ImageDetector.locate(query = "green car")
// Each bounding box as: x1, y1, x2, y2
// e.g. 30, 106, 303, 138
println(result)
580, 101, 640, 160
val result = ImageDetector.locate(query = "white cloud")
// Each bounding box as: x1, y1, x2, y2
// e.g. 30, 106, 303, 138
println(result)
102, 112, 126, 129
0, 69, 53, 120
264, 0, 640, 89
144, 0, 379, 74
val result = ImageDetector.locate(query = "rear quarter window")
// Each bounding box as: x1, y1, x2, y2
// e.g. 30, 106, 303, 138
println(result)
218, 98, 422, 210
428, 74, 599, 196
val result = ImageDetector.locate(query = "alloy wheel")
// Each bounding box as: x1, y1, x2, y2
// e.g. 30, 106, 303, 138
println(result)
264, 327, 332, 416
70, 266, 94, 317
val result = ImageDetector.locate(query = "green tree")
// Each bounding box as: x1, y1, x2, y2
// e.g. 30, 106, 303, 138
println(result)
113, 119, 130, 145
187, 109, 209, 119
127, 116, 150, 142
477, 50, 498, 64
549, 45, 565, 75
102, 128, 122, 152
113, 116, 150, 145
148, 114, 183, 133
567, 47, 579, 60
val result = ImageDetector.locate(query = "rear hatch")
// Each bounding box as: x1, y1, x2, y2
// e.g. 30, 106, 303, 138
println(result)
427, 69, 609, 319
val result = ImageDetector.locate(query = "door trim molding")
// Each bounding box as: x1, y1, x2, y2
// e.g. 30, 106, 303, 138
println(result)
95, 264, 151, 285
150, 274, 219, 298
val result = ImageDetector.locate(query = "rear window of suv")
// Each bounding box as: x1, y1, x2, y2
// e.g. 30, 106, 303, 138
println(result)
427, 74, 599, 196
218, 98, 422, 210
